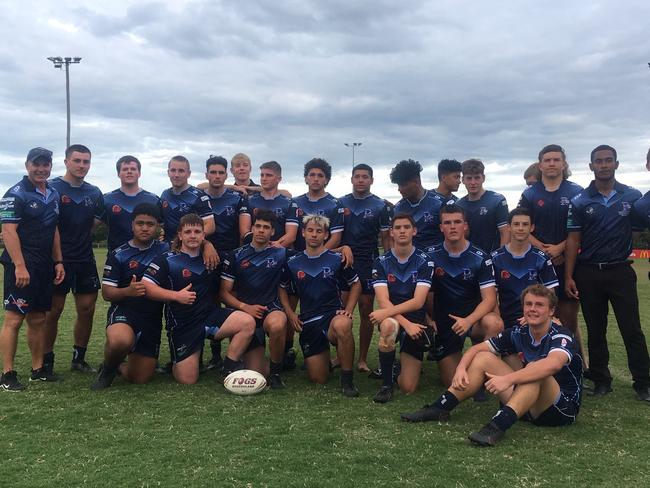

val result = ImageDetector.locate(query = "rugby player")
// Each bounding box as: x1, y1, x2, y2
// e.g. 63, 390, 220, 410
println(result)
368, 214, 434, 402
339, 164, 392, 373
401, 285, 583, 447
518, 144, 585, 358
523, 162, 541, 186
142, 214, 255, 385
91, 203, 169, 389
0, 148, 65, 390
220, 210, 289, 389
45, 144, 105, 375
391, 159, 444, 249
229, 153, 261, 195
424, 204, 502, 387
244, 160, 298, 248
491, 208, 558, 328
103, 155, 160, 252
432, 159, 462, 204
457, 159, 509, 254
565, 145, 650, 401
279, 214, 361, 397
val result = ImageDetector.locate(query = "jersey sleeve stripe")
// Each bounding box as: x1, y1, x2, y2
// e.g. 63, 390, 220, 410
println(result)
101, 280, 118, 287
142, 276, 159, 285
549, 347, 572, 363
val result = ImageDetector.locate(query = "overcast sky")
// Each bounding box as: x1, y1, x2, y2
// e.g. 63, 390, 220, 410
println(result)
1, 0, 649, 206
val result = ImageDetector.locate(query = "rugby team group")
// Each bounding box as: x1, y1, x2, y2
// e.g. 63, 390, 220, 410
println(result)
1, 143, 649, 446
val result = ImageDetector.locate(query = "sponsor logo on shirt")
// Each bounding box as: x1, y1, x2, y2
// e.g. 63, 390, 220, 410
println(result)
129, 260, 139, 269
387, 273, 396, 283
500, 270, 510, 279
297, 270, 306, 280
182, 268, 192, 278
112, 205, 122, 214
61, 195, 71, 204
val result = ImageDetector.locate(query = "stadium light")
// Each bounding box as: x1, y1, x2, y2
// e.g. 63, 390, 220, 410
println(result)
47, 56, 82, 149
344, 142, 362, 169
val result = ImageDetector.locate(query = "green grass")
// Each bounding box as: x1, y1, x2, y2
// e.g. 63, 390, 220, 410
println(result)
1, 252, 650, 487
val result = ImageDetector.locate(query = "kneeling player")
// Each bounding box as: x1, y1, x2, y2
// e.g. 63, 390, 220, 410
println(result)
220, 210, 288, 389
279, 214, 361, 397
368, 214, 434, 403
142, 214, 255, 385
401, 285, 583, 447
92, 204, 168, 389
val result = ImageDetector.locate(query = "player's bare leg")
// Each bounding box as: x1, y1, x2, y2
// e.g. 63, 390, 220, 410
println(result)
356, 294, 374, 372
398, 353, 423, 394
71, 292, 98, 372
264, 310, 287, 389
43, 293, 66, 373
173, 350, 201, 385
327, 314, 358, 397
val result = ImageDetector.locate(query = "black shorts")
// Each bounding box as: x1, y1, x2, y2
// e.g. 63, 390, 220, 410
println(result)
170, 307, 235, 363
246, 301, 284, 353
340, 256, 375, 295
429, 319, 467, 361
106, 303, 162, 358
299, 310, 338, 358
527, 392, 579, 427
398, 326, 436, 361
54, 260, 100, 295
553, 264, 576, 302
3, 262, 54, 314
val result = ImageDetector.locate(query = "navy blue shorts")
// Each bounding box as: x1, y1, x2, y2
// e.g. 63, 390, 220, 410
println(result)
399, 326, 436, 361
246, 302, 285, 352
299, 310, 338, 358
554, 264, 576, 302
340, 256, 375, 295
429, 319, 467, 361
106, 303, 162, 359
170, 307, 235, 363
527, 392, 579, 427
3, 262, 54, 314
54, 260, 100, 295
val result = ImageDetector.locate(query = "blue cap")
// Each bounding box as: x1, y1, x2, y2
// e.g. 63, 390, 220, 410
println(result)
26, 147, 53, 163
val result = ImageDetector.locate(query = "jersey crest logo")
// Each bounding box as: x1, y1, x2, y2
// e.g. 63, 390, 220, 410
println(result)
423, 212, 434, 223
387, 273, 396, 283
274, 208, 284, 217
528, 269, 538, 281
128, 260, 139, 269
112, 205, 122, 214
83, 196, 93, 207
411, 271, 418, 283
462, 268, 473, 280
322, 267, 333, 278
162, 200, 169, 208
500, 270, 511, 279
363, 208, 374, 218
619, 201, 631, 217
241, 260, 250, 269
179, 203, 189, 212
560, 196, 570, 206
61, 195, 71, 204
537, 199, 545, 207
182, 268, 192, 278
435, 267, 445, 277
297, 270, 306, 280
479, 206, 488, 215
225, 206, 235, 216
266, 258, 277, 268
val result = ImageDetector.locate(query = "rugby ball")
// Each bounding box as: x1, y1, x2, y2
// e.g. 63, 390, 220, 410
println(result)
223, 369, 267, 395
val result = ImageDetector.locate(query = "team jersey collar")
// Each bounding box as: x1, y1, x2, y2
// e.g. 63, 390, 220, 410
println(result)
406, 189, 428, 206
585, 180, 626, 197
305, 192, 330, 202
249, 243, 272, 253
127, 239, 157, 251
303, 249, 328, 259
22, 175, 52, 197
392, 246, 416, 264
526, 321, 553, 346
443, 240, 470, 258
505, 243, 531, 258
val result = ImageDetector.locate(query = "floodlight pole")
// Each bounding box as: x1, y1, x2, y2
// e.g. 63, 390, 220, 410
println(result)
344, 142, 362, 169
47, 56, 82, 149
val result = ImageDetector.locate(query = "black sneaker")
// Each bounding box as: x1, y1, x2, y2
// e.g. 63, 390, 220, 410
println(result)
202, 356, 223, 373
0, 370, 26, 391
90, 364, 117, 391
373, 385, 393, 403
268, 374, 285, 390
283, 348, 297, 371
634, 386, 650, 402
368, 367, 382, 379
71, 360, 96, 373
468, 421, 505, 447
30, 367, 63, 382
400, 404, 450, 422
341, 383, 359, 398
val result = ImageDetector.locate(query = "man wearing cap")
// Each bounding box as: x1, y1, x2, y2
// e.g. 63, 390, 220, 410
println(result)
0, 148, 65, 390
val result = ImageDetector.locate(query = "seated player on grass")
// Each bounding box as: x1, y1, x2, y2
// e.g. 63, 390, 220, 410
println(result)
368, 214, 434, 403
220, 209, 289, 389
142, 214, 255, 385
278, 214, 362, 397
92, 204, 169, 390
401, 284, 583, 447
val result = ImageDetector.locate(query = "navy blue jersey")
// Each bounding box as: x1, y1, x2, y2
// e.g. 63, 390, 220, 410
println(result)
518, 180, 583, 245
633, 190, 650, 230
371, 249, 434, 324
103, 189, 161, 251
488, 323, 583, 404
567, 181, 642, 263
0, 176, 59, 266
293, 193, 345, 251
431, 190, 458, 204
340, 193, 391, 257
205, 189, 249, 253
246, 192, 298, 241
49, 177, 104, 262
160, 186, 213, 243
102, 240, 169, 317
426, 242, 495, 325
394, 190, 444, 249
491, 245, 559, 327
222, 244, 288, 306
457, 190, 509, 253
281, 250, 358, 320
143, 251, 220, 332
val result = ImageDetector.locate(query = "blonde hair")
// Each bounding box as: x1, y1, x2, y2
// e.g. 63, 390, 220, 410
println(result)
231, 153, 251, 166
302, 214, 330, 232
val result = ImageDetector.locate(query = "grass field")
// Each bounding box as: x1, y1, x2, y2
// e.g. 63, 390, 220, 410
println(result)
1, 252, 650, 487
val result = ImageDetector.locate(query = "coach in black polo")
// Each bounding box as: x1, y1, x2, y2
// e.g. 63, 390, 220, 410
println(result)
565, 144, 650, 402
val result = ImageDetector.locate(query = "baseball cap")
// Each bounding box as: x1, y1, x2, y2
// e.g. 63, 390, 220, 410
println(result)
26, 147, 53, 163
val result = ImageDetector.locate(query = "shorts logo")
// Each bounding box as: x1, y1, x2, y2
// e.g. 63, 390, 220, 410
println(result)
61, 195, 71, 204
112, 205, 122, 214
479, 206, 488, 215
537, 199, 545, 207
297, 270, 306, 280
500, 270, 511, 279
241, 260, 250, 269
4, 295, 28, 312
128, 260, 139, 269
435, 267, 445, 277
162, 200, 169, 208
387, 273, 396, 283
182, 268, 192, 278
